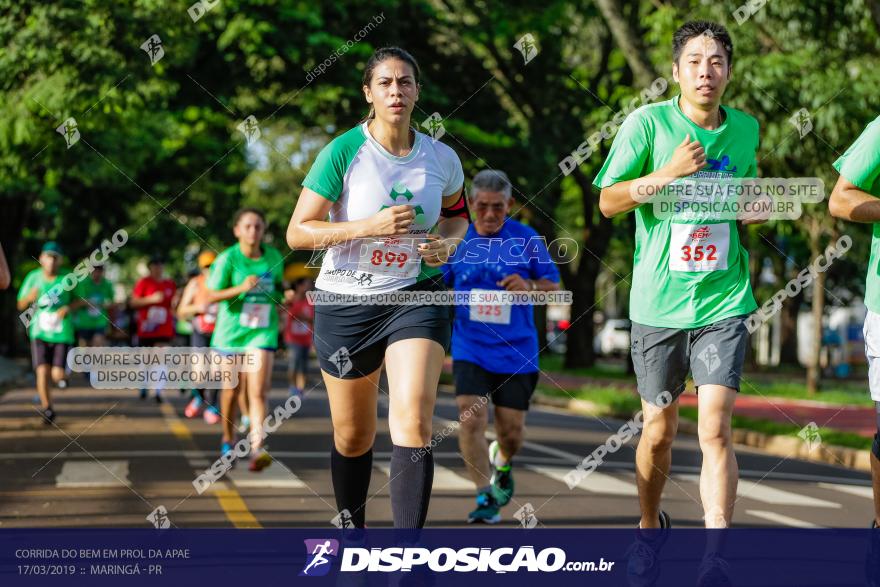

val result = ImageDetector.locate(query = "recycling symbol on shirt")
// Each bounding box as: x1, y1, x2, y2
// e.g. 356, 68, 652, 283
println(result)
380, 181, 425, 224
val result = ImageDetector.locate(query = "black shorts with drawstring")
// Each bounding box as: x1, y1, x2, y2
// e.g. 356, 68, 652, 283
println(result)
313, 276, 452, 379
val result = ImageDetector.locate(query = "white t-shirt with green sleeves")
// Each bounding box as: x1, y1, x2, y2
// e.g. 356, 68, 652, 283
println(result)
834, 116, 880, 313
593, 96, 759, 329
302, 122, 464, 294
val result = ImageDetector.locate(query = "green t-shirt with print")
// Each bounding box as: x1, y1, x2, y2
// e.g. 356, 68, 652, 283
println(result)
73, 277, 114, 330
207, 243, 284, 350
17, 268, 75, 344
593, 96, 759, 328
834, 116, 880, 313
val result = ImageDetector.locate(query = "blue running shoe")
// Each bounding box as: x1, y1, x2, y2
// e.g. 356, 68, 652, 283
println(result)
467, 492, 501, 524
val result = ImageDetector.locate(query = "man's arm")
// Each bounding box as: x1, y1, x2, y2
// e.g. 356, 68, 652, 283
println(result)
599, 135, 706, 218
829, 175, 880, 223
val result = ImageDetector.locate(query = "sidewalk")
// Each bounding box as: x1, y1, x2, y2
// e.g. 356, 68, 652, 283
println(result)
443, 358, 877, 438
0, 355, 29, 389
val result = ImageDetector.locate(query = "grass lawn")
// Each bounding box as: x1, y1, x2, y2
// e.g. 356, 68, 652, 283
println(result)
536, 383, 872, 451
538, 354, 632, 380
538, 353, 872, 407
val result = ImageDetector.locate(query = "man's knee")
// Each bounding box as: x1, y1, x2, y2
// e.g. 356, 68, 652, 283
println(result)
698, 418, 732, 450
457, 396, 488, 436
495, 413, 524, 448
641, 412, 677, 453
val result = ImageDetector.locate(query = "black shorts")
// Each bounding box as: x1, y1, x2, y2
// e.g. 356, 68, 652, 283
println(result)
313, 276, 452, 379
31, 339, 70, 370
76, 328, 106, 342
453, 360, 538, 411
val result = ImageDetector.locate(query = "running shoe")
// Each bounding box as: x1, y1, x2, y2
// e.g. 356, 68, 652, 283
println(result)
489, 440, 514, 506
57, 379, 68, 389
248, 447, 272, 472
288, 385, 303, 401
153, 391, 163, 404
41, 407, 56, 425
203, 405, 221, 425
238, 415, 250, 434
220, 441, 235, 461
625, 510, 671, 587
184, 397, 204, 418
696, 554, 731, 587
467, 491, 501, 524
139, 389, 147, 400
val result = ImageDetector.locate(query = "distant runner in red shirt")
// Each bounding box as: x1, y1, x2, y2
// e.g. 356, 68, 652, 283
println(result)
131, 257, 177, 402
284, 277, 314, 400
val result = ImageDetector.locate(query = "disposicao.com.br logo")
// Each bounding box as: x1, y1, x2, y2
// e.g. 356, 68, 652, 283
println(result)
299, 540, 615, 576
300, 539, 339, 577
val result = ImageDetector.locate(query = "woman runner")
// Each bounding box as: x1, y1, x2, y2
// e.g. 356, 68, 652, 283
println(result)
207, 208, 285, 471
287, 47, 470, 528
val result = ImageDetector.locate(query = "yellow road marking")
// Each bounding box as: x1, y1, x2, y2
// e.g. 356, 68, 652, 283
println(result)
160, 403, 193, 441
159, 398, 261, 528
211, 488, 261, 528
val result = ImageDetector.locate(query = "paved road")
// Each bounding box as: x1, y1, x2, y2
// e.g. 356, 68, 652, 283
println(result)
0, 373, 873, 529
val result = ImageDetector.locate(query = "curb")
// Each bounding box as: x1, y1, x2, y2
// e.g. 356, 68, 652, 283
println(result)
529, 391, 873, 473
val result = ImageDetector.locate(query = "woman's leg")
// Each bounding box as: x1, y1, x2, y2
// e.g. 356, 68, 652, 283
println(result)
246, 349, 274, 450
384, 337, 445, 528
324, 366, 380, 528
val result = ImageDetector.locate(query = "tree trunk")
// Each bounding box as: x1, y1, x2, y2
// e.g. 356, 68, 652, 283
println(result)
806, 228, 824, 396
594, 0, 658, 88
564, 276, 595, 369
779, 287, 803, 365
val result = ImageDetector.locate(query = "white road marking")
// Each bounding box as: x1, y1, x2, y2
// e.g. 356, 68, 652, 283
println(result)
528, 465, 639, 496
746, 510, 823, 528
818, 482, 875, 500
737, 479, 841, 509
676, 475, 841, 509
376, 462, 473, 491
227, 463, 306, 489
56, 460, 129, 488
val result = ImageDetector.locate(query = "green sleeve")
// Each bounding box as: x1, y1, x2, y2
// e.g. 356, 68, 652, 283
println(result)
745, 116, 760, 178
206, 251, 232, 290
834, 118, 880, 194
592, 110, 651, 189
17, 270, 36, 301
302, 126, 367, 202
72, 279, 87, 301
103, 280, 115, 301
271, 247, 284, 289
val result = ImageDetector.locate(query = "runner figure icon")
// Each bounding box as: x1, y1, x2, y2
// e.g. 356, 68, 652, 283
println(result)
302, 540, 335, 575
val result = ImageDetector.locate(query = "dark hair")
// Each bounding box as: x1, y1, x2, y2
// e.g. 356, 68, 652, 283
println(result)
672, 21, 733, 67
233, 207, 266, 227
361, 47, 421, 120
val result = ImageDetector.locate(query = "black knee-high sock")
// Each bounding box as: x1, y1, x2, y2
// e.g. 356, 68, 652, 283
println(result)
390, 445, 434, 529
330, 445, 372, 528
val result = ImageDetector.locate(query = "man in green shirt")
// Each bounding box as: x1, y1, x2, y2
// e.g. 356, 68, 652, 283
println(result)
594, 20, 762, 583
829, 116, 880, 544
72, 265, 115, 347
16, 242, 75, 424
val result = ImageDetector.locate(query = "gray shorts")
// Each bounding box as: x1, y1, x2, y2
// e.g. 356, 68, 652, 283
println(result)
630, 314, 749, 406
